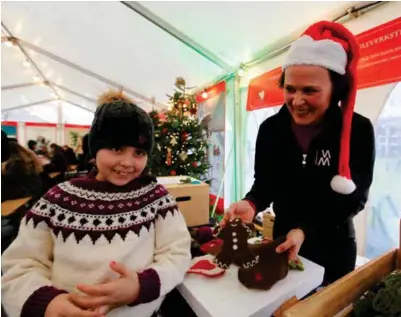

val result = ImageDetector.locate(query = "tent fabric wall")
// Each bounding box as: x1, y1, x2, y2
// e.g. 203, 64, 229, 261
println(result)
237, 1, 401, 257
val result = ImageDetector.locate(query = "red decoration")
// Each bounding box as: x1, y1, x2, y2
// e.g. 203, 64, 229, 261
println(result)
255, 273, 263, 282
187, 257, 225, 278
213, 145, 220, 156
166, 148, 172, 166
192, 162, 198, 168
185, 99, 190, 105
169, 170, 176, 176
181, 131, 189, 141
190, 108, 197, 115
162, 128, 168, 134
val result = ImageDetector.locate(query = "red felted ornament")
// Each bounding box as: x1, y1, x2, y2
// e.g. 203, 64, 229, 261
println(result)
200, 239, 223, 256
181, 132, 188, 141
169, 170, 176, 176
162, 128, 168, 134
188, 258, 225, 278
192, 162, 198, 168
196, 226, 214, 244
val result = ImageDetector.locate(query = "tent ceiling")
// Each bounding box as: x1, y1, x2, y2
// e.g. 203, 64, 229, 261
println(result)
139, 1, 355, 66
2, 1, 361, 123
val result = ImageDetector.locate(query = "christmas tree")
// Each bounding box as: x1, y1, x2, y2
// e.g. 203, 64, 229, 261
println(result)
148, 77, 209, 181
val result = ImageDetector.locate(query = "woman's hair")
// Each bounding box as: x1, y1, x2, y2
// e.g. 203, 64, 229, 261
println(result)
50, 143, 63, 154
278, 69, 350, 107
27, 140, 37, 150
5, 141, 43, 174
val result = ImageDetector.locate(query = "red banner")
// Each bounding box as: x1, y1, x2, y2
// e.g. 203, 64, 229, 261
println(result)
246, 67, 284, 111
195, 81, 226, 103
357, 17, 401, 89
246, 17, 401, 111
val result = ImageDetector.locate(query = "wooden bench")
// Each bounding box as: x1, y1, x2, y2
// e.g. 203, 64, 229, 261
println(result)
1, 197, 32, 217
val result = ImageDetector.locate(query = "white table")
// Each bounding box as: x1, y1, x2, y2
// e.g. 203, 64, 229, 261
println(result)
178, 253, 324, 317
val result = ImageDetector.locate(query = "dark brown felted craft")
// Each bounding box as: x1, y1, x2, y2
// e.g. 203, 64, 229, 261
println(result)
213, 218, 258, 269
238, 236, 289, 290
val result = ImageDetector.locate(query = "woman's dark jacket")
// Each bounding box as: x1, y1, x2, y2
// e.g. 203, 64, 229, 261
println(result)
245, 105, 375, 240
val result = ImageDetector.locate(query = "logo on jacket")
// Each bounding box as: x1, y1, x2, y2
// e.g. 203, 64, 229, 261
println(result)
315, 150, 331, 166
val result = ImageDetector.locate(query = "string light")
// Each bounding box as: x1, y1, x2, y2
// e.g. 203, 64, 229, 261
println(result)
201, 91, 208, 99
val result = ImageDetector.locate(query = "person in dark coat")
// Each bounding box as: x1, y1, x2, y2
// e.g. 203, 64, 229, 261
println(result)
223, 21, 375, 286
77, 134, 95, 173
43, 143, 68, 174
1, 140, 43, 201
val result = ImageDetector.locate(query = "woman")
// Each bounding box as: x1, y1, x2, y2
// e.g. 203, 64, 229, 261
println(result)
1, 140, 44, 201
44, 143, 68, 174
223, 21, 375, 285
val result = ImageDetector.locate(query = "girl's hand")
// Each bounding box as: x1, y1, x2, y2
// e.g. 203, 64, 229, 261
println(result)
275, 229, 305, 261
45, 294, 102, 317
70, 261, 140, 310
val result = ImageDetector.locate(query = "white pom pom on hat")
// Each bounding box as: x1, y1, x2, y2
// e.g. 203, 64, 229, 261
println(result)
283, 21, 360, 195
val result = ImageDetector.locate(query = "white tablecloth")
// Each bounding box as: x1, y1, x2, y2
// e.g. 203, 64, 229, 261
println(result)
178, 254, 324, 317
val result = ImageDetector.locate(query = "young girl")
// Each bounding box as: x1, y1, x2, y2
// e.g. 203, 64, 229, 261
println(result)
2, 91, 192, 317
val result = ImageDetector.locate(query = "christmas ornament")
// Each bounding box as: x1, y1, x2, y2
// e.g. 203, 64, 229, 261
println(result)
213, 145, 220, 156
181, 132, 188, 141
166, 148, 172, 166
175, 77, 186, 88
162, 128, 168, 134
179, 151, 188, 161
187, 256, 225, 278
238, 237, 289, 290
192, 162, 198, 168
169, 170, 176, 176
170, 136, 178, 146
213, 218, 258, 269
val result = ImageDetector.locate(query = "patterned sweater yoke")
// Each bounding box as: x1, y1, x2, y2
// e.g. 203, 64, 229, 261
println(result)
1, 175, 192, 317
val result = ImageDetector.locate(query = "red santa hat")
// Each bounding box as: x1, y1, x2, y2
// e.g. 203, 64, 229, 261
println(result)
282, 21, 360, 195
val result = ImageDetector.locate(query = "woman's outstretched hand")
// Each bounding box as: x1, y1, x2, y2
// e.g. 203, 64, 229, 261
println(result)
275, 229, 305, 261
220, 200, 256, 227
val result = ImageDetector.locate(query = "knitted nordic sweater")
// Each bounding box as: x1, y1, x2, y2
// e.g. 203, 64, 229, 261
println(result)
1, 175, 192, 317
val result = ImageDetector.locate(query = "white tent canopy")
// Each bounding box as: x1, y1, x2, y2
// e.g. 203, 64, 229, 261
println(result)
1, 0, 363, 124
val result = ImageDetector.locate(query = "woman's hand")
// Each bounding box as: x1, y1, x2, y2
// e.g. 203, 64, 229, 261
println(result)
220, 200, 255, 226
276, 229, 305, 261
45, 294, 102, 317
70, 261, 140, 311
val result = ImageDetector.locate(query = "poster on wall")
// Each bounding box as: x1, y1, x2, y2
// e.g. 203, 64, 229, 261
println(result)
246, 16, 401, 111
1, 121, 18, 139
196, 81, 226, 206
64, 124, 90, 154
25, 123, 57, 147
357, 16, 401, 89
246, 67, 284, 111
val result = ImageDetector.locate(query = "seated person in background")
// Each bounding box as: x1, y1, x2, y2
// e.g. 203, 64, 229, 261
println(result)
62, 145, 78, 166
77, 133, 95, 173
2, 130, 10, 163
1, 140, 43, 202
43, 143, 68, 174
27, 140, 37, 152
